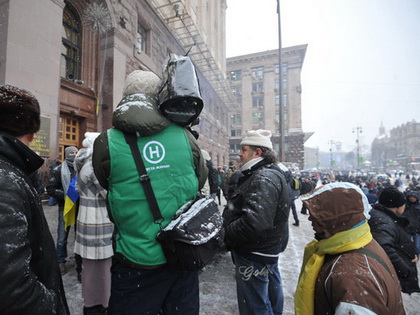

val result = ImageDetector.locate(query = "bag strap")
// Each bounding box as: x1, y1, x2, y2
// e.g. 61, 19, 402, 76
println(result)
328, 246, 393, 277
123, 133, 164, 226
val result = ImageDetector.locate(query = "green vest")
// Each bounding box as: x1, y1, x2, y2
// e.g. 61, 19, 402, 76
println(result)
107, 125, 198, 266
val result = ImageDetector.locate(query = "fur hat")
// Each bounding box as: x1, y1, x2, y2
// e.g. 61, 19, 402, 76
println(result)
0, 84, 40, 136
378, 187, 406, 208
240, 129, 273, 150
122, 70, 161, 97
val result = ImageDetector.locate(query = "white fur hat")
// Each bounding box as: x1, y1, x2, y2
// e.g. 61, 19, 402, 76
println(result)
122, 70, 161, 97
82, 132, 100, 148
240, 129, 273, 150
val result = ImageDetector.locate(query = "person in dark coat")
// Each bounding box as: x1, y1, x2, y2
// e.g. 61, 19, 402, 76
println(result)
402, 190, 420, 257
46, 145, 81, 278
223, 129, 290, 315
368, 187, 420, 294
299, 177, 314, 214
0, 84, 69, 314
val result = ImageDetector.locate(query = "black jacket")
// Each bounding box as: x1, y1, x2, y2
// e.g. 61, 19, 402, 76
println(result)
222, 160, 290, 253
46, 162, 76, 209
402, 191, 420, 235
369, 203, 420, 294
0, 132, 69, 314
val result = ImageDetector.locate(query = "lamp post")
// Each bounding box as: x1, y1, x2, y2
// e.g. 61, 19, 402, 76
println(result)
277, 0, 285, 162
328, 140, 335, 169
353, 126, 363, 170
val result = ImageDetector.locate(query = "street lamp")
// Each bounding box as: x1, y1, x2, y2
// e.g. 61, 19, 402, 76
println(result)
353, 126, 363, 170
277, 0, 285, 162
328, 140, 335, 169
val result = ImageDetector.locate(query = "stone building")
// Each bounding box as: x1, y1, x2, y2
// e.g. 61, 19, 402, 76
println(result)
371, 120, 420, 171
0, 0, 233, 169
226, 45, 310, 168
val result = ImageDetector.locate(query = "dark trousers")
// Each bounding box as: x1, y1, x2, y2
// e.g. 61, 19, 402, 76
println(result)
108, 261, 199, 315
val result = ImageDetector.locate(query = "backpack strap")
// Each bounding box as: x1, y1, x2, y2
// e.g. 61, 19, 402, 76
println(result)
327, 247, 393, 277
123, 132, 164, 227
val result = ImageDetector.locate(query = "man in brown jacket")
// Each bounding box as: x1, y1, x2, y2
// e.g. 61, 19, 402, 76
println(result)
295, 182, 405, 315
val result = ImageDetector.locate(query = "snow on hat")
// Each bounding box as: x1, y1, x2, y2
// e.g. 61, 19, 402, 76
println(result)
240, 129, 273, 150
122, 70, 161, 97
0, 84, 40, 137
378, 187, 406, 208
82, 132, 100, 148
65, 146, 78, 158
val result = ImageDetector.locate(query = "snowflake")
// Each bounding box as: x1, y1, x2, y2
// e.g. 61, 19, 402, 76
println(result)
83, 1, 112, 35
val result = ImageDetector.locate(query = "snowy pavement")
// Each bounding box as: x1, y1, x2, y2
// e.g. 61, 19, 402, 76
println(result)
44, 197, 420, 315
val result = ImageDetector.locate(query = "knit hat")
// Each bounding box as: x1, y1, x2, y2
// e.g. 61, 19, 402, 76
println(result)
122, 70, 161, 97
65, 146, 78, 158
378, 187, 406, 208
0, 84, 40, 136
240, 129, 273, 150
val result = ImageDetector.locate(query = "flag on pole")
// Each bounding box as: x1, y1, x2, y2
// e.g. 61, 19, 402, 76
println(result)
63, 176, 79, 230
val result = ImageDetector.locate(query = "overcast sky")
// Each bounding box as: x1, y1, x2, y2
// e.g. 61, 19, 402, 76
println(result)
226, 0, 420, 154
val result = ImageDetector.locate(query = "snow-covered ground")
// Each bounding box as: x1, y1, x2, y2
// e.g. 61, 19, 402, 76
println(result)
45, 197, 420, 314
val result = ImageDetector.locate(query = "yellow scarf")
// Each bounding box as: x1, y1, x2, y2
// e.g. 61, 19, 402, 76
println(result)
294, 221, 372, 315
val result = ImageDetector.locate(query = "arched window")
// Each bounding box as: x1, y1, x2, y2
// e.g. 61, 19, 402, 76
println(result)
61, 5, 80, 80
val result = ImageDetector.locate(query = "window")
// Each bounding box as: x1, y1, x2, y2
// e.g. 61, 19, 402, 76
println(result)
252, 82, 263, 93
283, 94, 288, 106
252, 112, 264, 124
282, 63, 288, 75
61, 5, 81, 80
231, 113, 242, 125
275, 79, 279, 91
231, 129, 241, 137
275, 94, 280, 105
275, 64, 279, 74
275, 111, 279, 122
251, 66, 264, 80
282, 79, 287, 89
252, 96, 264, 108
136, 23, 149, 54
230, 70, 242, 81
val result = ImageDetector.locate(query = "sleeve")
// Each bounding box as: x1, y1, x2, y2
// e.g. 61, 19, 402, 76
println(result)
224, 173, 281, 245
92, 132, 110, 190
0, 179, 58, 314
369, 218, 412, 278
46, 165, 64, 201
185, 129, 208, 190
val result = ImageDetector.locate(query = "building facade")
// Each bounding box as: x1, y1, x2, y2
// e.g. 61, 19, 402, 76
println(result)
0, 0, 233, 171
226, 45, 309, 168
371, 120, 420, 171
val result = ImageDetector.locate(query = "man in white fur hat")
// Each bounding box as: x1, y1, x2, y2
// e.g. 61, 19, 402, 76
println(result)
92, 70, 208, 314
222, 129, 290, 315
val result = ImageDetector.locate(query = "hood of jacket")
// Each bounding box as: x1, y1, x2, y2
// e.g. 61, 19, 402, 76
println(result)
112, 92, 171, 136
301, 182, 371, 240
406, 190, 419, 203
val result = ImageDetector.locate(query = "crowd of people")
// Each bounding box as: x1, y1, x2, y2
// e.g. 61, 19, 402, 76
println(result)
1, 66, 419, 315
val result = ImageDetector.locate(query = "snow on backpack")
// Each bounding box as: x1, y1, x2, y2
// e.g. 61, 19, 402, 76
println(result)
290, 177, 301, 191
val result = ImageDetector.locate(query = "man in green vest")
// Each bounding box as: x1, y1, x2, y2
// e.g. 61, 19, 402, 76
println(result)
92, 70, 208, 314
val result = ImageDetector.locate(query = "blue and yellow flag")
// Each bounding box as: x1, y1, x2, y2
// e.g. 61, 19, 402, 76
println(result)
63, 176, 79, 230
